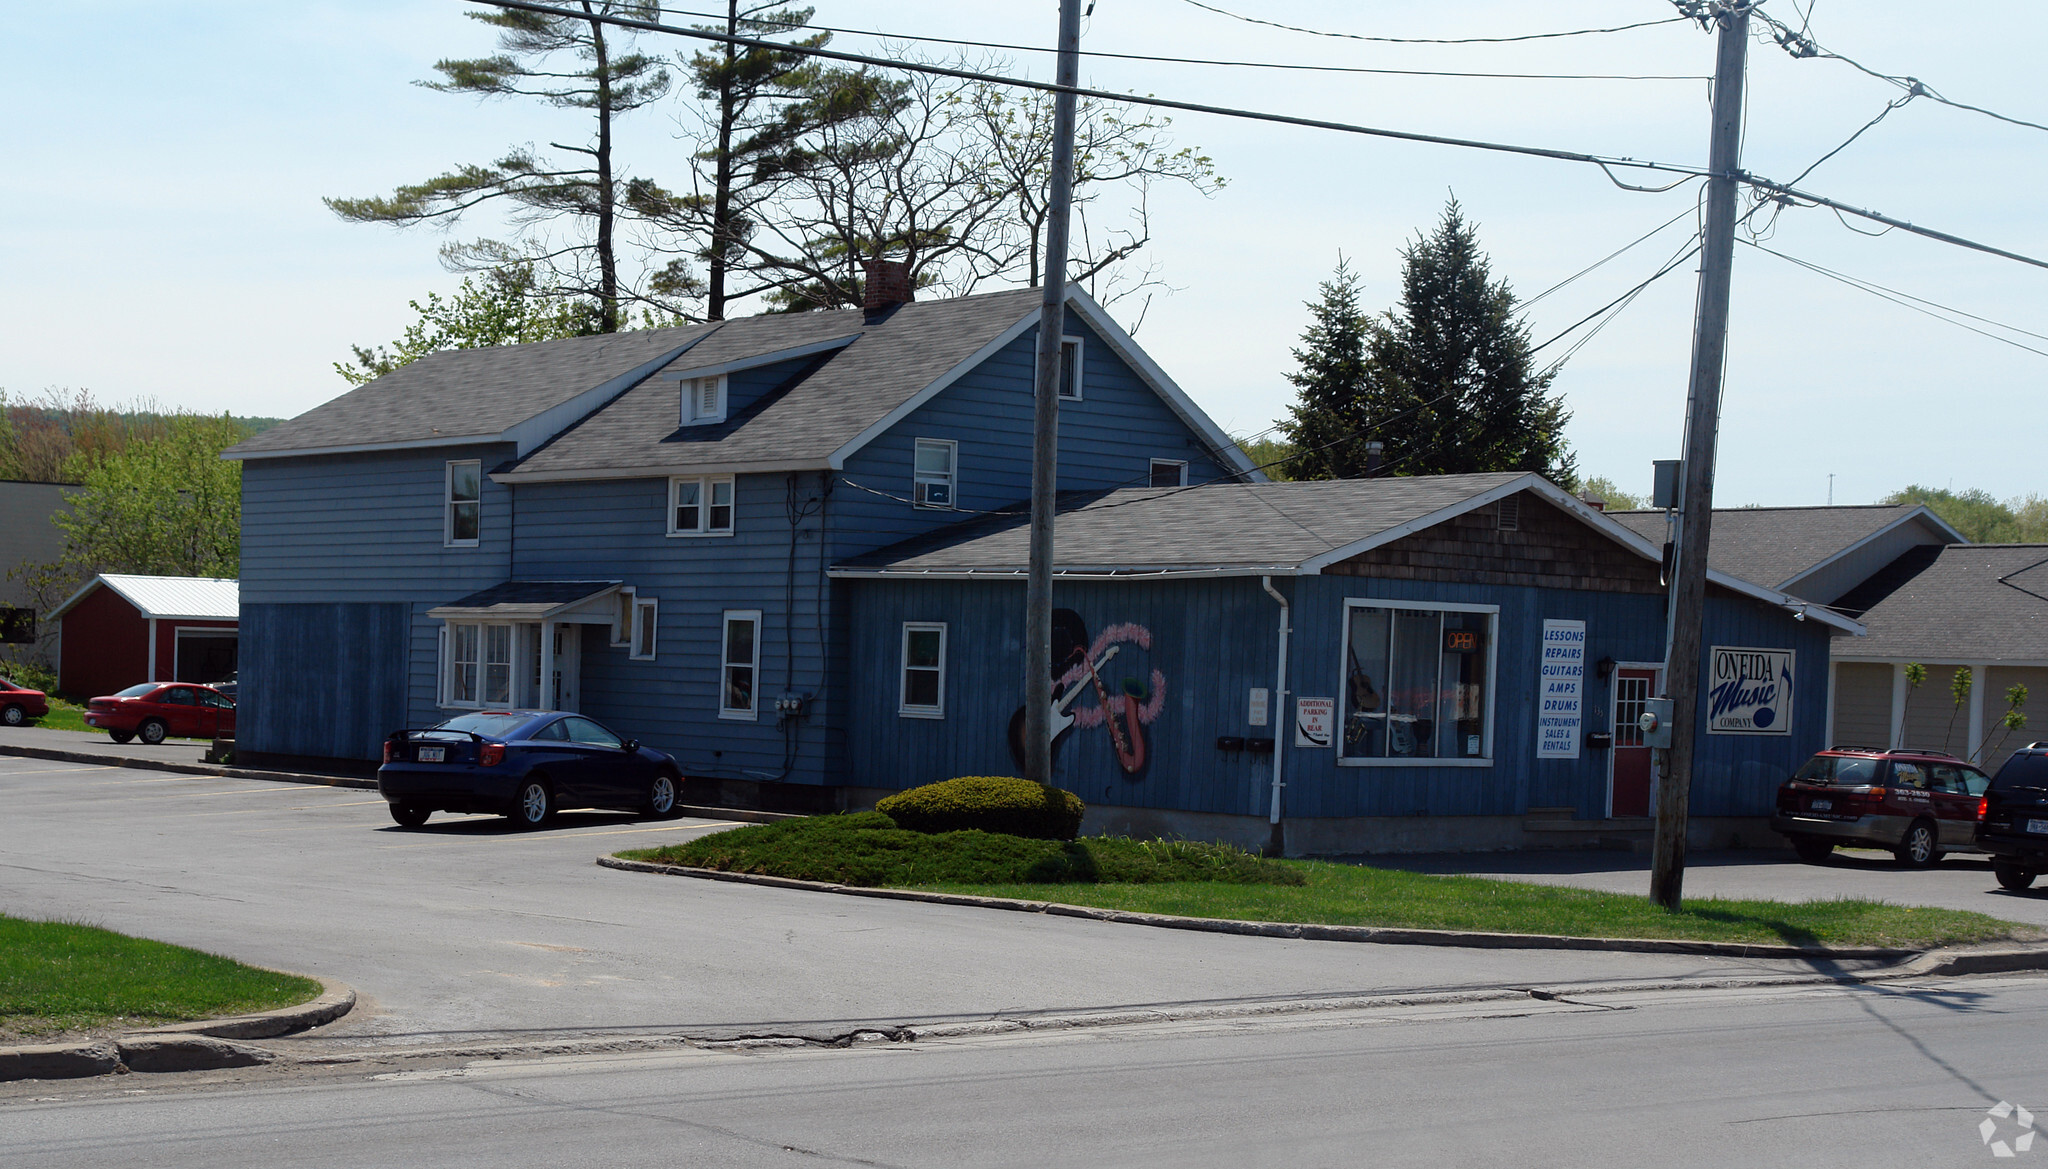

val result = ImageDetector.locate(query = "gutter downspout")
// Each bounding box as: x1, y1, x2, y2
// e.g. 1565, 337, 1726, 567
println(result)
1262, 575, 1289, 858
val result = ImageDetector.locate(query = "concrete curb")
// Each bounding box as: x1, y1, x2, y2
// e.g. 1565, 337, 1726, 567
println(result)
595, 856, 2048, 966
0, 979, 356, 1082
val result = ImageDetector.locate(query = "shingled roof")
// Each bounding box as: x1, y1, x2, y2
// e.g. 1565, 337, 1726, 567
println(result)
226, 325, 714, 459
501, 288, 1044, 480
1831, 545, 2048, 663
1605, 504, 1959, 590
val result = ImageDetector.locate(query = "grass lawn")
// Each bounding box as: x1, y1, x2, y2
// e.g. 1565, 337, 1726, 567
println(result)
0, 916, 322, 1042
623, 814, 2038, 951
32, 698, 92, 735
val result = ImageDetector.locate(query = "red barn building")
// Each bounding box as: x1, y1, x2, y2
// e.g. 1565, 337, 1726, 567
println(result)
50, 575, 238, 698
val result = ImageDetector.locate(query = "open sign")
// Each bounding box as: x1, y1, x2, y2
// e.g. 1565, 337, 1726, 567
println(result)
1443, 629, 1478, 653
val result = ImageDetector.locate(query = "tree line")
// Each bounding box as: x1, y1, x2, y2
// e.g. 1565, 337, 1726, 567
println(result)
331, 2, 1221, 381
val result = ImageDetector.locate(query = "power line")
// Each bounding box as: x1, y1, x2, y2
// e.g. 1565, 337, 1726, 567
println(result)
649, 4, 1709, 82
1178, 2, 1690, 46
1522, 198, 1701, 310
1529, 237, 1704, 357
475, 0, 2048, 274
1742, 240, 2048, 360
1745, 4, 2048, 137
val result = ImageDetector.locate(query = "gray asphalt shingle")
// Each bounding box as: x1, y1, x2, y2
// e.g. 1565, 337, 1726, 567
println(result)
835, 473, 1531, 573
1833, 545, 2048, 662
1607, 504, 1925, 588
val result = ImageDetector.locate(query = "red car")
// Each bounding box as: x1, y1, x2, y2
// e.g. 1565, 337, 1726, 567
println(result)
0, 675, 50, 727
1771, 746, 1991, 867
84, 682, 237, 745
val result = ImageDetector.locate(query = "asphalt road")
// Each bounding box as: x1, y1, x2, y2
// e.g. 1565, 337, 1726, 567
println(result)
0, 757, 1898, 1049
6, 975, 2046, 1168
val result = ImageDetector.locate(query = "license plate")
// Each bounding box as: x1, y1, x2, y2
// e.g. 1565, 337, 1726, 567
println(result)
2028, 819, 2048, 835
417, 746, 445, 763
1811, 799, 1832, 811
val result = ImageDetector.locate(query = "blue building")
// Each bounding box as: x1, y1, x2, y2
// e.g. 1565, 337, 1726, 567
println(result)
228, 274, 1860, 851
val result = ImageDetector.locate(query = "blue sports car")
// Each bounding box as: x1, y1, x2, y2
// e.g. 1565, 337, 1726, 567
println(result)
378, 710, 683, 829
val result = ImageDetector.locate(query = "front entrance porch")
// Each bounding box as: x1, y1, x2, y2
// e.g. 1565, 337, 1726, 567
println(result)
427, 581, 637, 713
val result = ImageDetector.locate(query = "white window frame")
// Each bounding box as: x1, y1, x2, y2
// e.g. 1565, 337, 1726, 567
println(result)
720, 609, 762, 721
682, 374, 727, 425
899, 622, 947, 718
1149, 458, 1189, 488
439, 620, 514, 709
630, 598, 659, 661
913, 438, 958, 509
445, 460, 481, 548
668, 475, 736, 536
1059, 335, 1084, 401
1336, 598, 1500, 768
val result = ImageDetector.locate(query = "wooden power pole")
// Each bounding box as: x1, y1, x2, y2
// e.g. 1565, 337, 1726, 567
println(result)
1652, 1, 1751, 910
1023, 0, 1084, 786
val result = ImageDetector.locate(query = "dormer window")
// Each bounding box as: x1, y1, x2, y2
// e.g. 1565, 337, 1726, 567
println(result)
683, 374, 727, 425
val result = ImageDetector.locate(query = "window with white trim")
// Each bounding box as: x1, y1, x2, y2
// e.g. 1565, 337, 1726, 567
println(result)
720, 610, 761, 719
1149, 459, 1188, 488
899, 623, 946, 717
631, 598, 658, 660
441, 621, 513, 707
669, 475, 735, 535
1339, 600, 1496, 763
682, 374, 727, 425
913, 438, 957, 508
445, 460, 481, 546
1058, 337, 1084, 400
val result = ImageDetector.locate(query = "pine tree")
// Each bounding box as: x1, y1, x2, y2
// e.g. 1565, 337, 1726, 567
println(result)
1278, 261, 1406, 480
1282, 201, 1576, 484
325, 3, 674, 333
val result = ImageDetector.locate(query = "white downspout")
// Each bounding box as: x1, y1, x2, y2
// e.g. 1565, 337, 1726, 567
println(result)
147, 616, 158, 681
1262, 575, 1289, 854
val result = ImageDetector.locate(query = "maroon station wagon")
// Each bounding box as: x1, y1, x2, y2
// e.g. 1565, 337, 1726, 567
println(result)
84, 682, 237, 745
1771, 747, 1990, 867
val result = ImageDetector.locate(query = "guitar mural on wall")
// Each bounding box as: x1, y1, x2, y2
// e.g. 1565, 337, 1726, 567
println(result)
1007, 609, 1167, 779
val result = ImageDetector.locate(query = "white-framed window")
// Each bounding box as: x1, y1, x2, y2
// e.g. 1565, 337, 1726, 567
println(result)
899, 622, 947, 718
1149, 458, 1188, 488
440, 621, 513, 708
630, 598, 659, 660
445, 460, 481, 547
1058, 336, 1084, 400
720, 609, 761, 720
682, 374, 727, 425
913, 438, 957, 508
1338, 599, 1498, 766
669, 475, 735, 536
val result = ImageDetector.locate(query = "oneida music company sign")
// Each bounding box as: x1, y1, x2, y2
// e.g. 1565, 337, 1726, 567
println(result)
1707, 646, 1794, 735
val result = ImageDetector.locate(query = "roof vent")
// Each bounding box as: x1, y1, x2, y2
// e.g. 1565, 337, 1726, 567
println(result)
1496, 495, 1521, 532
863, 259, 914, 323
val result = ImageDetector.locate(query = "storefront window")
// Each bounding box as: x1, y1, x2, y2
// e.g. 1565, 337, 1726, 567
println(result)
1341, 602, 1494, 763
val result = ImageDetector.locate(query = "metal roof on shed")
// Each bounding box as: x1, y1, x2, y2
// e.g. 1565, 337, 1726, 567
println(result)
50, 574, 239, 621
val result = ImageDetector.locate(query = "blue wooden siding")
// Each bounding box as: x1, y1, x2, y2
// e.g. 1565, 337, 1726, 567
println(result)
240, 602, 409, 760
848, 574, 1831, 822
504, 470, 840, 785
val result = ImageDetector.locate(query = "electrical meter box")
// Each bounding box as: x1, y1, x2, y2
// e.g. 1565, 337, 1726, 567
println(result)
1638, 698, 1675, 749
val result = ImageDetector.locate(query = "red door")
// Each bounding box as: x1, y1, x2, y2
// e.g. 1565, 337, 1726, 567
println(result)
1610, 670, 1657, 818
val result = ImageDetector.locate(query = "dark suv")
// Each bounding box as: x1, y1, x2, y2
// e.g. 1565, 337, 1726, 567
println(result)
1975, 743, 2048, 891
1771, 747, 1990, 867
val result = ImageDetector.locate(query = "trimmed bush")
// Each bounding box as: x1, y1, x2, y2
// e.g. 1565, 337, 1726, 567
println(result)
876, 776, 1086, 841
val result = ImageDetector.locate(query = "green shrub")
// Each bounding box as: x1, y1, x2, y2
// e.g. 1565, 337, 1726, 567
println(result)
876, 776, 1087, 841
0, 656, 56, 696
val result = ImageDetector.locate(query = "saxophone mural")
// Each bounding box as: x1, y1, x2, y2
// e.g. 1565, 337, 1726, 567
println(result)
1006, 610, 1167, 779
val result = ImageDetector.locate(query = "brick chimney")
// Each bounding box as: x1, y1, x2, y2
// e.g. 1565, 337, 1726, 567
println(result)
862, 258, 913, 322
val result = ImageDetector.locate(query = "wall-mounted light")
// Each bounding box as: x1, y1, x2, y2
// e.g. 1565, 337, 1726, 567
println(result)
1596, 656, 1616, 680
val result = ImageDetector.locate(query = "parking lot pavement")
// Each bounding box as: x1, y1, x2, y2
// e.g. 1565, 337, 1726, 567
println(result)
0, 757, 1925, 1052
1367, 846, 2048, 927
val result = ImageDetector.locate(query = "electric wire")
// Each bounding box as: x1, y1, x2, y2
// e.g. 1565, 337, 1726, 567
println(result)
1741, 240, 2048, 360
1178, 2, 1690, 46
649, 4, 1709, 81
471, 0, 2048, 274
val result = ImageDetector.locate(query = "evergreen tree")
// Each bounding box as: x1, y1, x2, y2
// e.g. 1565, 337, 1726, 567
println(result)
1279, 261, 1402, 480
1282, 201, 1576, 485
325, 3, 674, 332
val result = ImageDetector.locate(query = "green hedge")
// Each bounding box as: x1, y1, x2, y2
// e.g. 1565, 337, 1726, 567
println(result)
875, 775, 1086, 841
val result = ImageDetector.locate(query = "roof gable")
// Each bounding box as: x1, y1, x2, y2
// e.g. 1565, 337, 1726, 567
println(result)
1834, 545, 2048, 663
51, 574, 239, 621
1607, 503, 1963, 595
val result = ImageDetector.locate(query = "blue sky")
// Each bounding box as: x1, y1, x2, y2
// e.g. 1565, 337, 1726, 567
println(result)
4, 1, 2044, 507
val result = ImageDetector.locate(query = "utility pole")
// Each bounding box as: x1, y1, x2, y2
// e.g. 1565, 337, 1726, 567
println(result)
1023, 0, 1084, 786
1652, 1, 1750, 911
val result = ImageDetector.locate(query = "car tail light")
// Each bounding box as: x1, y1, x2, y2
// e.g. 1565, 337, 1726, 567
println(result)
383, 740, 397, 764
1978, 796, 1989, 820
479, 743, 506, 767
